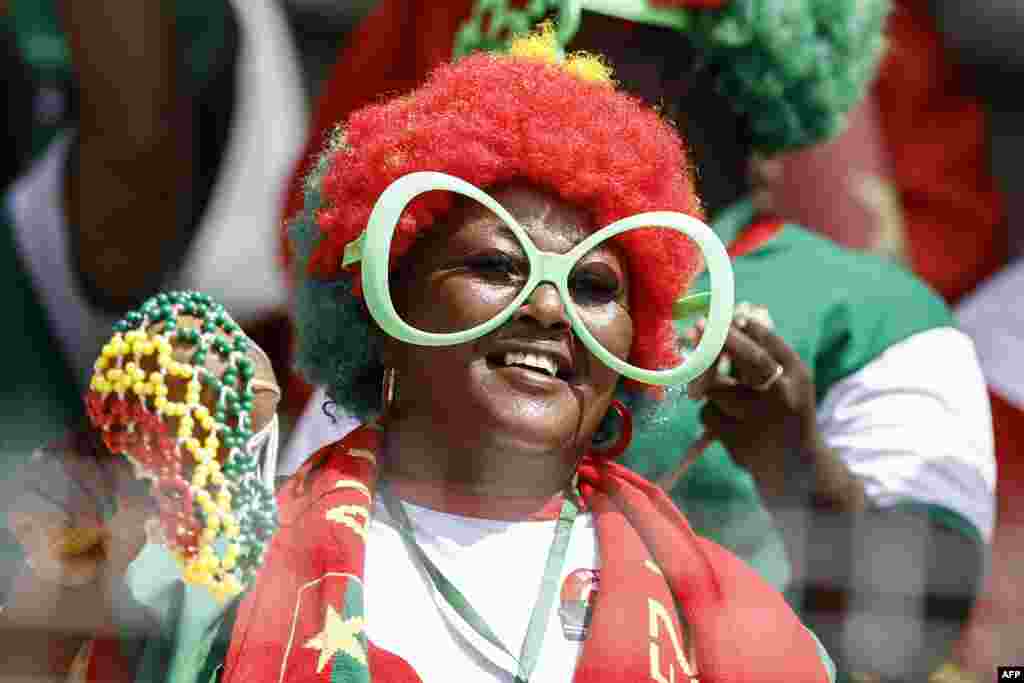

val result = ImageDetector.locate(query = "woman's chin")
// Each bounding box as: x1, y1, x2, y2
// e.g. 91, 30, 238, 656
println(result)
469, 372, 587, 456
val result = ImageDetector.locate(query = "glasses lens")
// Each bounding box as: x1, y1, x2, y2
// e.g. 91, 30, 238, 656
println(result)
574, 224, 705, 374
386, 193, 532, 334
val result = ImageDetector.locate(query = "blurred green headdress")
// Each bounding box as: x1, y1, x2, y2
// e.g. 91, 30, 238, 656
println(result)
454, 0, 891, 155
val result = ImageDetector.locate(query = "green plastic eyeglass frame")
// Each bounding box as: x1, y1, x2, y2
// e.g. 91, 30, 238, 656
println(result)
344, 172, 734, 386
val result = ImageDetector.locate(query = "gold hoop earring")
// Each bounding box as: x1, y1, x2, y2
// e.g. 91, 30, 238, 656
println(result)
381, 367, 397, 417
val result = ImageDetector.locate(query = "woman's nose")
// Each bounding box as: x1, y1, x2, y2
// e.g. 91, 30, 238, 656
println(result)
515, 283, 570, 330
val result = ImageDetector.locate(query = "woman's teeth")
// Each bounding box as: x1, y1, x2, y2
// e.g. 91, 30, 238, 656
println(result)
503, 351, 558, 377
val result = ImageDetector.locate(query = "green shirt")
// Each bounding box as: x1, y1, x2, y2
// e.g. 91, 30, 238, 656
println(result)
621, 199, 959, 589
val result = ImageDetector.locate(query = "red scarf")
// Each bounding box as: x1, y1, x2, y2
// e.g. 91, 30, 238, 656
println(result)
217, 425, 827, 682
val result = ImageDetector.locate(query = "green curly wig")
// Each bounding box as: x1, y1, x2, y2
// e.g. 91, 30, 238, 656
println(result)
454, 0, 891, 154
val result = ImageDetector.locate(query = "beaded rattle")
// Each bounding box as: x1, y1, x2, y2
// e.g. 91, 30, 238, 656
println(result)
84, 291, 278, 602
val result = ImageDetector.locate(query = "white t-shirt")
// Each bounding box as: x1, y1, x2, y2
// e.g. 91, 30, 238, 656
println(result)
282, 326, 996, 542
365, 498, 598, 682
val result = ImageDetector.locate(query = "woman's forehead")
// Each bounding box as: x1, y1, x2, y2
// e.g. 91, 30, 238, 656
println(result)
453, 184, 592, 249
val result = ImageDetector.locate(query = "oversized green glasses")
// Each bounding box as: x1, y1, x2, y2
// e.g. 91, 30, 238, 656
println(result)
344, 172, 734, 386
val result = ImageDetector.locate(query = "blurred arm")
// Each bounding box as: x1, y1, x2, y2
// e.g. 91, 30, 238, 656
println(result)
58, 0, 194, 308
778, 328, 994, 680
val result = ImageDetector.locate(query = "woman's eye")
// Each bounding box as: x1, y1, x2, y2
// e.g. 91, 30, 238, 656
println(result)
463, 252, 523, 282
570, 268, 622, 305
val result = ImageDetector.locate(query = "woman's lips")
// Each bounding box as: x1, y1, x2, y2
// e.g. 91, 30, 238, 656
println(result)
487, 358, 572, 396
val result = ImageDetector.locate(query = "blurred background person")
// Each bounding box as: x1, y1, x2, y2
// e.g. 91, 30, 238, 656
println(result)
752, 1, 1023, 678
0, 0, 305, 600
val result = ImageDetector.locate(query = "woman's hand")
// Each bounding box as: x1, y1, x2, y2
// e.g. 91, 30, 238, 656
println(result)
687, 314, 864, 511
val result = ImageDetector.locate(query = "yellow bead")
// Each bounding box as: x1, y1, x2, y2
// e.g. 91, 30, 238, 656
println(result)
202, 529, 218, 544
196, 490, 212, 504
226, 543, 241, 557
193, 405, 210, 421
225, 526, 240, 540
94, 357, 109, 371
222, 557, 236, 571
149, 372, 164, 384
133, 381, 147, 395
107, 368, 123, 381
200, 417, 215, 432
158, 354, 172, 368
211, 472, 226, 486
204, 436, 220, 451
155, 384, 169, 397
207, 514, 221, 530
154, 396, 168, 410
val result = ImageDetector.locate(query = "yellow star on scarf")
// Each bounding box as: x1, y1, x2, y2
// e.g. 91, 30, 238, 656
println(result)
304, 605, 367, 673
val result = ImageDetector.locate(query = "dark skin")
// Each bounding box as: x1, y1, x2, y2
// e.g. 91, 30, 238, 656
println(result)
58, 0, 196, 308
379, 183, 633, 500
0, 325, 280, 683
570, 14, 982, 681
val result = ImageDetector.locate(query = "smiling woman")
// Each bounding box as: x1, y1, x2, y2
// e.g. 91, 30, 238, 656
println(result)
378, 182, 634, 495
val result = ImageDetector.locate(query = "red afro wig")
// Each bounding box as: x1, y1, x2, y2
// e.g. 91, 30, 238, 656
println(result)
309, 48, 705, 376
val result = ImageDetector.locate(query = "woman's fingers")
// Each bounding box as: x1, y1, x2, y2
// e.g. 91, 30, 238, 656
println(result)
737, 318, 802, 371
720, 324, 786, 391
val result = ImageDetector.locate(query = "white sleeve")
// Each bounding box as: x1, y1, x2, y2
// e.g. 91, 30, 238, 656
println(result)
8, 133, 119, 388
817, 327, 996, 541
278, 385, 360, 477
955, 259, 1024, 408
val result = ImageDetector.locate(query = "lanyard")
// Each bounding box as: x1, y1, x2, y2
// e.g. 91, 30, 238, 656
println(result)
380, 484, 579, 683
